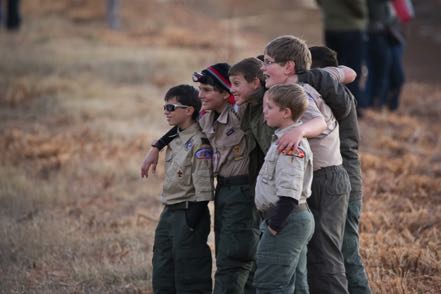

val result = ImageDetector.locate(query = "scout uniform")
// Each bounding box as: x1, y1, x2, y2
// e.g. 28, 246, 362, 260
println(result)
254, 123, 315, 293
241, 86, 325, 186
199, 103, 261, 294
152, 123, 214, 294
301, 83, 351, 294
299, 68, 371, 294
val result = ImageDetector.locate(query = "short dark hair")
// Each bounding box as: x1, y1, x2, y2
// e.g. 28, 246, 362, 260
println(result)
164, 84, 201, 120
229, 57, 265, 86
309, 46, 338, 68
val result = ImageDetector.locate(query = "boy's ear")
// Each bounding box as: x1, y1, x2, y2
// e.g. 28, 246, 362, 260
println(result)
284, 60, 296, 75
252, 77, 261, 90
185, 106, 195, 117
283, 107, 292, 119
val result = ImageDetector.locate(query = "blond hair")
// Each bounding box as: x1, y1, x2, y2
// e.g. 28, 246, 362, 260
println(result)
266, 84, 308, 122
265, 35, 311, 73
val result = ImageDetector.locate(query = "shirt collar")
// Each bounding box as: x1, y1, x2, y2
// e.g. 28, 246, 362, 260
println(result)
177, 122, 199, 143
274, 121, 303, 140
208, 103, 231, 125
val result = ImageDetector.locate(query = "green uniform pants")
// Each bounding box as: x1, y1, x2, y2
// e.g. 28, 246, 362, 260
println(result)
152, 206, 212, 294
343, 198, 371, 294
254, 208, 314, 294
307, 165, 350, 294
214, 179, 261, 294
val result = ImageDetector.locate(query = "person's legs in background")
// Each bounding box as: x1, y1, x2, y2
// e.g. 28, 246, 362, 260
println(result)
325, 30, 366, 112
387, 43, 405, 111
365, 32, 392, 109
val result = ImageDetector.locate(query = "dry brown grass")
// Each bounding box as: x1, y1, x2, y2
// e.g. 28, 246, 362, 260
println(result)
1, 1, 440, 293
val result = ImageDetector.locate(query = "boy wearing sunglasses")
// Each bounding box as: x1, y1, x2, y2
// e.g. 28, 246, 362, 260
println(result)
152, 84, 214, 294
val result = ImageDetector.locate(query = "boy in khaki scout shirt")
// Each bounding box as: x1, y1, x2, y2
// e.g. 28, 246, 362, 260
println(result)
254, 84, 314, 293
193, 63, 260, 294
151, 84, 214, 294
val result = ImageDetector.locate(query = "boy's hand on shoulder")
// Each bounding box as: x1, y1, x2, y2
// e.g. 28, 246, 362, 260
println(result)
276, 127, 304, 153
141, 146, 160, 178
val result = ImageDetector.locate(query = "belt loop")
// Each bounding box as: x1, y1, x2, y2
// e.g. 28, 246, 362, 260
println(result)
185, 201, 189, 209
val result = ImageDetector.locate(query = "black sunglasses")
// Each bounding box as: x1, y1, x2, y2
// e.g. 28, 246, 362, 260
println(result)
163, 104, 190, 112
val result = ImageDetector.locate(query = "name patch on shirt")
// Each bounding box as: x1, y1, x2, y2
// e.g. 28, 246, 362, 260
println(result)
282, 147, 305, 158
226, 128, 235, 136
195, 147, 213, 159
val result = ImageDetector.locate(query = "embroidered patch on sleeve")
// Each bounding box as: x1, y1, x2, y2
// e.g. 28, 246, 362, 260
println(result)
195, 147, 213, 159
282, 147, 305, 158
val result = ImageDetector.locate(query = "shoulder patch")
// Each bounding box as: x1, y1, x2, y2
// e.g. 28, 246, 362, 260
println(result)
195, 147, 213, 159
282, 147, 305, 158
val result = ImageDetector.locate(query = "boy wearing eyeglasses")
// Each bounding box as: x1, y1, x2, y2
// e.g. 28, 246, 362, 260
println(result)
152, 84, 214, 294
262, 35, 351, 294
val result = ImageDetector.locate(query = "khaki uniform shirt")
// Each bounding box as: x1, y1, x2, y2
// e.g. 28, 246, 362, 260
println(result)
301, 83, 343, 171
199, 104, 249, 177
161, 123, 214, 205
255, 122, 313, 211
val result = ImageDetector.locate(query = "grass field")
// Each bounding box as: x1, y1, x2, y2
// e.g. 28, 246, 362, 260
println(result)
1, 1, 440, 293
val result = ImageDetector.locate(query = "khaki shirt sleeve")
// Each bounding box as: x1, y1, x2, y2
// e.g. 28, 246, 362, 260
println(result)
192, 143, 215, 201
301, 93, 324, 123
275, 153, 305, 201
323, 66, 346, 83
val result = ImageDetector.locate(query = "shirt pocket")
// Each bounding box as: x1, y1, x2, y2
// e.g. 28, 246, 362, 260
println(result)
165, 154, 193, 190
260, 152, 277, 183
176, 156, 193, 186
223, 129, 246, 162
